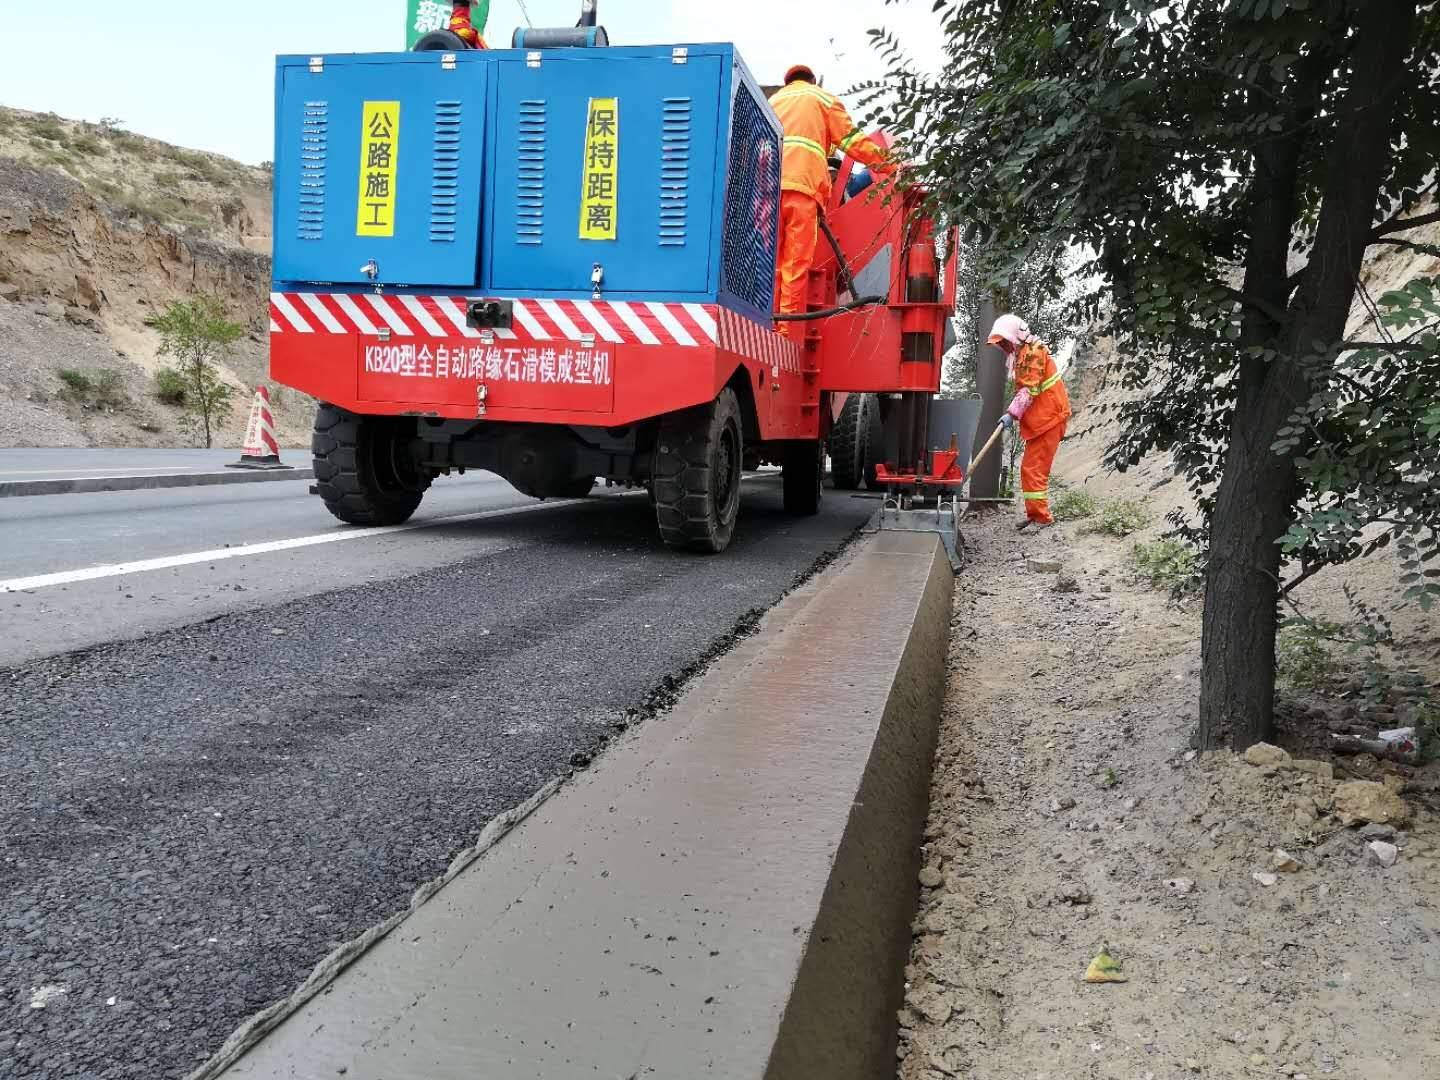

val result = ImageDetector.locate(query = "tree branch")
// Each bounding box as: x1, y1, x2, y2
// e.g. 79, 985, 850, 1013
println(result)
1343, 340, 1436, 352
1281, 560, 1327, 597
1219, 284, 1288, 326
1374, 237, 1440, 258
1372, 207, 1440, 239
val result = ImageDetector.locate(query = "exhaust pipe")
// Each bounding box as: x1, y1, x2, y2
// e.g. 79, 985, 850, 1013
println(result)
578, 0, 597, 26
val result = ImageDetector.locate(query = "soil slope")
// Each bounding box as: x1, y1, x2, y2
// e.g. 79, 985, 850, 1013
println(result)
0, 107, 311, 449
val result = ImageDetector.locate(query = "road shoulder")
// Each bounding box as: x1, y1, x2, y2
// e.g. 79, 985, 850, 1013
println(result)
897, 513, 1440, 1079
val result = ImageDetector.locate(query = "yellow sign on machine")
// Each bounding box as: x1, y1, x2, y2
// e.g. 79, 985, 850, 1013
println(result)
357, 101, 401, 237
579, 97, 619, 241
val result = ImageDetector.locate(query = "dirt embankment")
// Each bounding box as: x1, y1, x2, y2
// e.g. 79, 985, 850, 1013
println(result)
0, 107, 312, 449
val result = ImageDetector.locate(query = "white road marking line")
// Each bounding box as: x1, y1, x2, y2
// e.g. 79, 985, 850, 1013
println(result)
0, 499, 587, 594
0, 477, 780, 595
0, 468, 211, 476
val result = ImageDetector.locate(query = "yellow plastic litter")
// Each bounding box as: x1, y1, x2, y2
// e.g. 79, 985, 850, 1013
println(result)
1084, 950, 1128, 983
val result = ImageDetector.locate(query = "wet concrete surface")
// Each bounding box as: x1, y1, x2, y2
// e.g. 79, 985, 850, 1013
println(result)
217, 532, 952, 1080
0, 483, 875, 1080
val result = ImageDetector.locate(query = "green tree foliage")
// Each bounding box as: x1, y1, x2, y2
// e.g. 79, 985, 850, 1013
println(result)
149, 297, 242, 448
865, 0, 1440, 749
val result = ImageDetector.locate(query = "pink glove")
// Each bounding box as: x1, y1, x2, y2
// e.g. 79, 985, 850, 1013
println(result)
1007, 388, 1032, 419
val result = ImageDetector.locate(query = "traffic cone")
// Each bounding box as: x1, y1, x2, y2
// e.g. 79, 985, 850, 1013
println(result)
228, 386, 289, 470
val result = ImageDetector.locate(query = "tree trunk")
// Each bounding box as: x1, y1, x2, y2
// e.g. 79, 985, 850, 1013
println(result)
1197, 0, 1418, 750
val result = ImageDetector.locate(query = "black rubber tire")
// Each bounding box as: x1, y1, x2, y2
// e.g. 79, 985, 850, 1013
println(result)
863, 393, 884, 490
652, 388, 744, 553
782, 439, 824, 516
412, 29, 471, 51
558, 476, 596, 499
311, 403, 430, 526
828, 393, 867, 490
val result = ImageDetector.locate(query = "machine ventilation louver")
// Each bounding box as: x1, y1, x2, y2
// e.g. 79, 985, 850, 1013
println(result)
297, 101, 328, 241
429, 100, 463, 243
720, 85, 780, 316
658, 97, 692, 247
516, 99, 547, 246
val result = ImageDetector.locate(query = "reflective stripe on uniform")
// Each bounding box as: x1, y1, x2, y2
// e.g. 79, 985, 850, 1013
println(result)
1039, 372, 1061, 392
783, 135, 828, 161
837, 128, 865, 152
1022, 490, 1049, 501
772, 84, 836, 108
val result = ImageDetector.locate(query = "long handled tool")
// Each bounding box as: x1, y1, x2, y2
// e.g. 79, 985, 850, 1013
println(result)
967, 422, 1006, 479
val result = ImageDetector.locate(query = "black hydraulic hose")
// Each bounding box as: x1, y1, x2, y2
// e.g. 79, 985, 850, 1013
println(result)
771, 294, 886, 321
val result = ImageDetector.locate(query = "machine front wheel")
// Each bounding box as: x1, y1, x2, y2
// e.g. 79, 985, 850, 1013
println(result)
782, 439, 824, 516
312, 404, 431, 526
652, 389, 744, 553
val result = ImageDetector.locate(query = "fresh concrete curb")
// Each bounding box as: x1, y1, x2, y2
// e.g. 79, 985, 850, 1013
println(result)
0, 468, 314, 498
212, 530, 954, 1080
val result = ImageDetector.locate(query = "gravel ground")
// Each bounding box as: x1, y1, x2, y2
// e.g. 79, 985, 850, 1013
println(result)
0, 488, 872, 1079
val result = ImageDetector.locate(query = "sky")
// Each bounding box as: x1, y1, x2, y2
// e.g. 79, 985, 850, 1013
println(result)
0, 0, 945, 165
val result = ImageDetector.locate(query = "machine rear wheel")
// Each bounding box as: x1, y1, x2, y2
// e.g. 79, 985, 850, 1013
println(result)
312, 404, 430, 526
782, 439, 824, 516
828, 393, 867, 490
652, 388, 744, 553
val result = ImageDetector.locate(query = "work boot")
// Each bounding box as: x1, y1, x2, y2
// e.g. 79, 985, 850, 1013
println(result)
1017, 519, 1052, 532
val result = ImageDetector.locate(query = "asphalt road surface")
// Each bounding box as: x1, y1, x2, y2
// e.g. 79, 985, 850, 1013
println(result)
0, 466, 876, 1080
0, 449, 249, 483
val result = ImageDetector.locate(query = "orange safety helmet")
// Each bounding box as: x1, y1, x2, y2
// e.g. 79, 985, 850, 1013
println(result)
783, 63, 816, 84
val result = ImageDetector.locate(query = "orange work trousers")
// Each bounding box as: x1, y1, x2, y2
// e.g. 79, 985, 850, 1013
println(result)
774, 190, 820, 335
1020, 421, 1066, 524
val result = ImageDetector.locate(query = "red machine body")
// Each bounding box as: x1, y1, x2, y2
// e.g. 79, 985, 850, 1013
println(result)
270, 294, 825, 440
269, 123, 957, 550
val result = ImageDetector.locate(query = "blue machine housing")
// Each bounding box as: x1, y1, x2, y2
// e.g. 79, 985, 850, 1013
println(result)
272, 44, 781, 323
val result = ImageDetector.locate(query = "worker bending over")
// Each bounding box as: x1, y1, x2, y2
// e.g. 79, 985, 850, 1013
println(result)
768, 65, 895, 334
988, 314, 1071, 530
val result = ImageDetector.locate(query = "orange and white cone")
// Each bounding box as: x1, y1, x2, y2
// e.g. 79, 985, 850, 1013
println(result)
229, 386, 286, 469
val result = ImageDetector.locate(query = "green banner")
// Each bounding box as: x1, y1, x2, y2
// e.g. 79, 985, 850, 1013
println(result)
406, 1, 490, 49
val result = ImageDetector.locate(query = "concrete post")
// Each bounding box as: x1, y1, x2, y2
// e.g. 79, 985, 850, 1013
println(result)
969, 294, 1006, 499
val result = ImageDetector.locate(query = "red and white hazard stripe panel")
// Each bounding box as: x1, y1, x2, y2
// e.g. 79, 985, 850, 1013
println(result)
269, 293, 798, 373
716, 307, 801, 374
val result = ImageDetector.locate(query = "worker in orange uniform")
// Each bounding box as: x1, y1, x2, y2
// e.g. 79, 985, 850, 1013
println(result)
988, 314, 1071, 530
448, 1, 489, 48
769, 65, 895, 334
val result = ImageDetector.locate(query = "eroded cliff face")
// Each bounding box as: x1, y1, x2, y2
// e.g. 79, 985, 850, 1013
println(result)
0, 128, 313, 448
